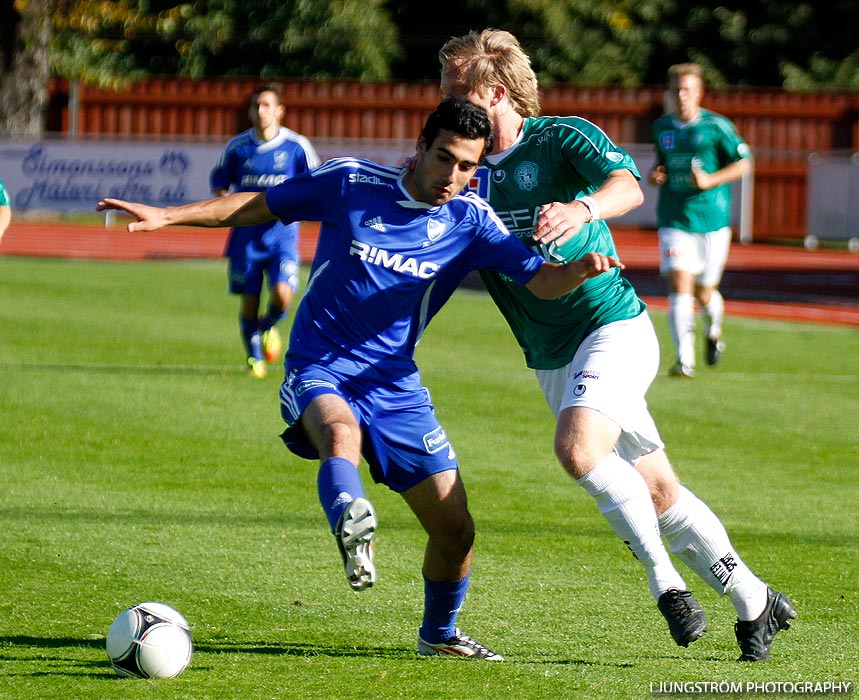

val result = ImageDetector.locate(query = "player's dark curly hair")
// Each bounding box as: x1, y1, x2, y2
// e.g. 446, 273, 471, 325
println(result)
421, 96, 494, 157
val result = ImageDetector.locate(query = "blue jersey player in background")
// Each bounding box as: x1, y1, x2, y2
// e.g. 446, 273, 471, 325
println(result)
211, 83, 320, 378
98, 97, 622, 661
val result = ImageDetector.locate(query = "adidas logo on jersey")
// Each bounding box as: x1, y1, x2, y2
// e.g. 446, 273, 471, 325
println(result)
363, 216, 386, 232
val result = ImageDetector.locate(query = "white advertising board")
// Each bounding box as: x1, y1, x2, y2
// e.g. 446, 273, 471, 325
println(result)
0, 138, 747, 236
0, 141, 224, 212
807, 152, 859, 242
0, 137, 416, 214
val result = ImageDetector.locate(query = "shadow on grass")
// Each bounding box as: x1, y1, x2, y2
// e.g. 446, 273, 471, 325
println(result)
2, 361, 239, 377
0, 635, 112, 679
194, 639, 628, 667
0, 635, 632, 668
0, 635, 105, 650
196, 639, 419, 660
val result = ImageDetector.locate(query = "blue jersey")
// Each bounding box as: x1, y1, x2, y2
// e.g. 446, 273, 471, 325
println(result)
265, 158, 544, 384
211, 127, 320, 259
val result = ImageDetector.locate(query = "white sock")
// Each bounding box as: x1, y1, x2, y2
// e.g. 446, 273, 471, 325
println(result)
668, 293, 696, 367
659, 486, 768, 620
577, 453, 687, 600
700, 290, 724, 340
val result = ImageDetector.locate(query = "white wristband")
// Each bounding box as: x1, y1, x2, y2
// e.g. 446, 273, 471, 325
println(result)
576, 196, 600, 222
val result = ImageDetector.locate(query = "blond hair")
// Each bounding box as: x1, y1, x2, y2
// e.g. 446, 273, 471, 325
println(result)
439, 29, 541, 118
667, 63, 705, 85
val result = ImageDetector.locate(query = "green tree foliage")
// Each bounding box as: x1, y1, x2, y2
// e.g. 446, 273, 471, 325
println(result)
47, 0, 256, 86
645, 1, 859, 88
48, 0, 400, 87
2, 0, 857, 137
8, 0, 859, 91
468, 0, 669, 87
274, 0, 401, 80
464, 0, 859, 89
783, 53, 859, 91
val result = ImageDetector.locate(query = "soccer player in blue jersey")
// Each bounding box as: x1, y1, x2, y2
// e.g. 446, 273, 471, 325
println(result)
649, 64, 752, 377
211, 84, 320, 378
439, 29, 794, 662
98, 97, 623, 661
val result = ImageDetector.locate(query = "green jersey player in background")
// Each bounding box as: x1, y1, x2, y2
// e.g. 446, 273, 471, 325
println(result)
439, 29, 794, 662
649, 63, 752, 377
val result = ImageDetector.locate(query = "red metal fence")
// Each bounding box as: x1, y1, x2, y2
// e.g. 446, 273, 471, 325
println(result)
46, 78, 859, 240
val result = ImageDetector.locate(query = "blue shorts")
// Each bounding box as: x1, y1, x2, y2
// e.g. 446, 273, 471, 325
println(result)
228, 256, 299, 296
226, 222, 300, 296
278, 364, 458, 493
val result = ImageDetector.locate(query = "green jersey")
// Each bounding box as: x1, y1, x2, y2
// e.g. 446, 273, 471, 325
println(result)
0, 179, 9, 207
651, 108, 750, 233
475, 115, 645, 370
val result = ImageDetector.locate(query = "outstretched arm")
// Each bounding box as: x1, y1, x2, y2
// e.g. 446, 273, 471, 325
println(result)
525, 252, 624, 299
96, 191, 274, 232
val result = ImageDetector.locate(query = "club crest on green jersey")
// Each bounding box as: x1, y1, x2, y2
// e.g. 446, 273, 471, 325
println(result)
514, 161, 539, 191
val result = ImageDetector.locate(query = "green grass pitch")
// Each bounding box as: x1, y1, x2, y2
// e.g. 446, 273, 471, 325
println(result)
0, 256, 856, 699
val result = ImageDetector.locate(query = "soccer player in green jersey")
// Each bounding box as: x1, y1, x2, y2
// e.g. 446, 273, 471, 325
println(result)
649, 63, 752, 377
439, 29, 794, 661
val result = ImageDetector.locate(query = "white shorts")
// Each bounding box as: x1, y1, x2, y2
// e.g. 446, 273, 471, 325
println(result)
535, 311, 664, 463
658, 226, 731, 287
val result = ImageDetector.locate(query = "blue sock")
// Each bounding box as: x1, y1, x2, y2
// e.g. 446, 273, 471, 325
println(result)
240, 316, 262, 360
260, 304, 287, 333
317, 457, 364, 533
419, 573, 470, 643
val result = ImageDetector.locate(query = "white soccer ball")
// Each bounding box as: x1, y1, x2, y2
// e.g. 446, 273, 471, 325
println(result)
106, 602, 192, 679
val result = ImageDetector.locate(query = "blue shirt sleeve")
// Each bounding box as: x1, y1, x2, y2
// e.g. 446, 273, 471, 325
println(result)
264, 167, 337, 225
464, 195, 544, 285
210, 140, 237, 192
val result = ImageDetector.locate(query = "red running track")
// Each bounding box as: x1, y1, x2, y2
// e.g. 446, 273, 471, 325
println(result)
2, 221, 857, 327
